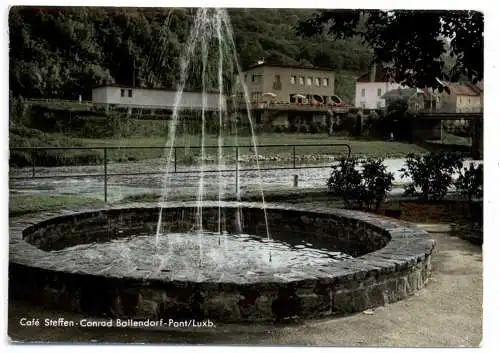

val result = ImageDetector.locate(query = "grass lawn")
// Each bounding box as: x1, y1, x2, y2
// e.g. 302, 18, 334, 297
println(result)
9, 194, 105, 217
10, 125, 436, 167
441, 132, 472, 146
72, 133, 429, 162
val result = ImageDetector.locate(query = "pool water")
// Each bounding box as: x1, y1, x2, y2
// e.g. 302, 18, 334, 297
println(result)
49, 232, 353, 281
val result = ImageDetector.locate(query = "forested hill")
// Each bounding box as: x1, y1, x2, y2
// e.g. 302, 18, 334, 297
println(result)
9, 7, 373, 101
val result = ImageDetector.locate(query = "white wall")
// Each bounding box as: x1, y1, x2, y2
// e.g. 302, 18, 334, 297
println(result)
438, 92, 482, 113
91, 86, 224, 110
91, 87, 110, 104
355, 82, 402, 109
456, 95, 482, 113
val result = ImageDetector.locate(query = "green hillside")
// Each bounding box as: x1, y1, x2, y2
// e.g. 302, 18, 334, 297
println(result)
9, 7, 372, 103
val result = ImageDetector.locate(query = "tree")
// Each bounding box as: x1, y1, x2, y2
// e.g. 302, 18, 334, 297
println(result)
297, 10, 483, 88
9, 7, 374, 99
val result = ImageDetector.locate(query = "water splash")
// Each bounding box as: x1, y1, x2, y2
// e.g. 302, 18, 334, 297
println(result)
154, 8, 273, 272
219, 10, 273, 262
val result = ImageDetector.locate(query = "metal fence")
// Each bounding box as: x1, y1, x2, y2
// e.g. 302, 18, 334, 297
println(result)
10, 143, 351, 203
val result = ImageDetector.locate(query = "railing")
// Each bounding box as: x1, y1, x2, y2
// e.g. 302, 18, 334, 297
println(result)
10, 144, 351, 203
236, 101, 350, 112
26, 98, 94, 105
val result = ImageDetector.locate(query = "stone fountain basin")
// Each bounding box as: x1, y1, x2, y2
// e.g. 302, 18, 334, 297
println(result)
9, 202, 435, 323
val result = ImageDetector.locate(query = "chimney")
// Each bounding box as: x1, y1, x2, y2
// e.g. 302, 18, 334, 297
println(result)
370, 63, 377, 82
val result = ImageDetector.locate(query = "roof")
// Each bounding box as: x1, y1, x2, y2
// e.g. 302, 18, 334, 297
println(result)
357, 65, 394, 83
447, 83, 480, 96
436, 80, 482, 96
243, 62, 335, 73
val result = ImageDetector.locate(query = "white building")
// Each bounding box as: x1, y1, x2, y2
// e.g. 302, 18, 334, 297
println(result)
91, 85, 224, 111
355, 65, 402, 109
435, 80, 483, 113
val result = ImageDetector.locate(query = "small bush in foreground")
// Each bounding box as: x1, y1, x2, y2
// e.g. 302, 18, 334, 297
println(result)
455, 162, 483, 202
327, 157, 394, 212
399, 152, 463, 200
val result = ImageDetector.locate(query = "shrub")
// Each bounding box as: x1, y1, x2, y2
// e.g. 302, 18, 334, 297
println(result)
298, 124, 310, 133
309, 122, 323, 134
327, 157, 394, 211
343, 112, 360, 136
399, 152, 463, 200
455, 162, 483, 202
261, 123, 274, 133
273, 125, 286, 133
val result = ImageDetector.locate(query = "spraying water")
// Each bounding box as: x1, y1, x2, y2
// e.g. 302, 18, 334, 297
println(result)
154, 8, 273, 272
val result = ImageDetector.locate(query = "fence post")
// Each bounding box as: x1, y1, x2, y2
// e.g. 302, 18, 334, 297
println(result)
293, 145, 296, 169
103, 148, 108, 203
235, 146, 239, 196
174, 147, 177, 173
31, 149, 36, 177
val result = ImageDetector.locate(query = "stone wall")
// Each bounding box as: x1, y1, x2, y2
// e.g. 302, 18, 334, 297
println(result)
22, 206, 391, 257
9, 202, 436, 323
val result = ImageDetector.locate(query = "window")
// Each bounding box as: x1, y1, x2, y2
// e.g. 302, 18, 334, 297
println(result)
361, 88, 365, 97
273, 75, 282, 90
377, 88, 382, 97
468, 97, 471, 104
251, 91, 262, 102
128, 89, 133, 98
361, 102, 366, 108
299, 76, 305, 85
315, 78, 320, 86
251, 74, 263, 83
120, 89, 125, 97
307, 77, 313, 86
322, 78, 329, 87
377, 101, 382, 109
290, 76, 296, 84
244, 74, 247, 82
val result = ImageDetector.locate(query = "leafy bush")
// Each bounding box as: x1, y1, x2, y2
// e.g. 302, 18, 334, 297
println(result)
455, 162, 483, 201
273, 125, 286, 133
287, 123, 298, 133
309, 122, 323, 134
399, 152, 463, 200
327, 157, 394, 211
343, 112, 361, 136
298, 124, 310, 133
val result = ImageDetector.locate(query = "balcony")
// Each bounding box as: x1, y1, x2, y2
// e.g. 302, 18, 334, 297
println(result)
235, 100, 349, 113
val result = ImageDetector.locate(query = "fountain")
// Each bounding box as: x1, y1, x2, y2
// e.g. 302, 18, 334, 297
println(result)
9, 8, 435, 323
152, 8, 273, 270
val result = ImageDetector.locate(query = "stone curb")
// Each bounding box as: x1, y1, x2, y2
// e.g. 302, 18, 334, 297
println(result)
9, 202, 436, 322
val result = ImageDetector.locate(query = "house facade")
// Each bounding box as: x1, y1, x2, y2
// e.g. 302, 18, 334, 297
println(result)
355, 65, 403, 109
91, 85, 223, 111
436, 81, 483, 113
237, 63, 339, 105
